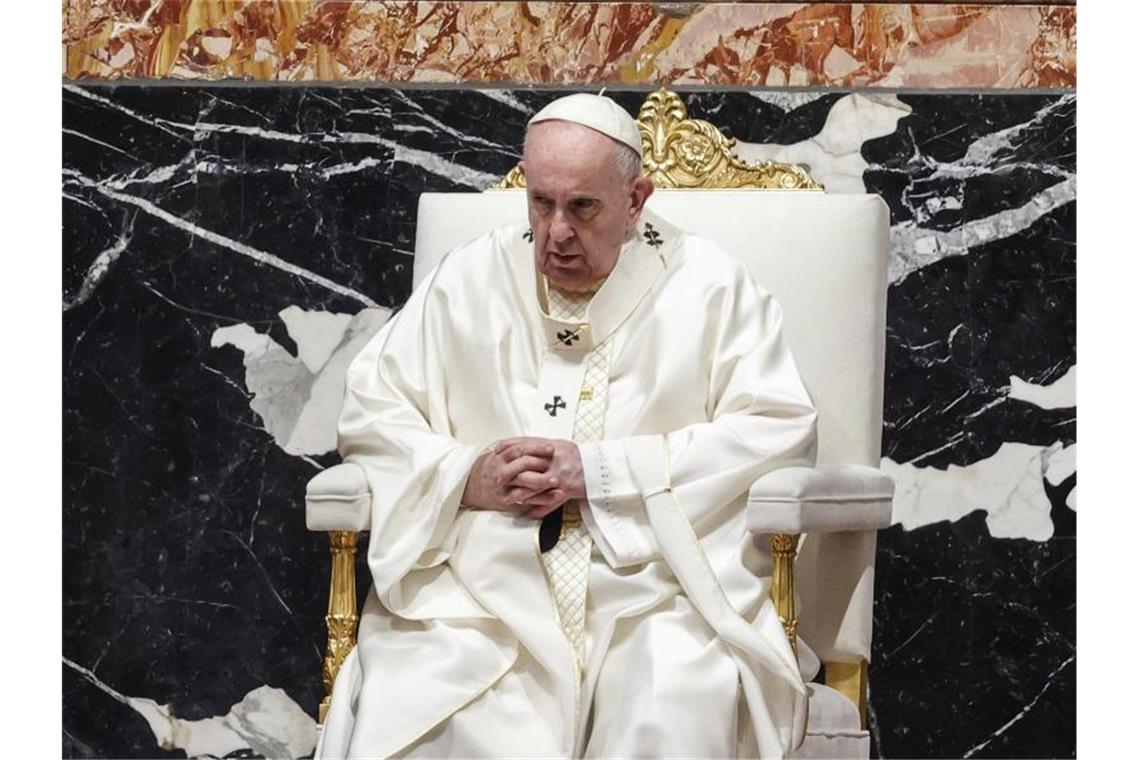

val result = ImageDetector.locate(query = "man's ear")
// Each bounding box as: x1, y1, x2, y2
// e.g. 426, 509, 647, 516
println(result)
629, 176, 655, 219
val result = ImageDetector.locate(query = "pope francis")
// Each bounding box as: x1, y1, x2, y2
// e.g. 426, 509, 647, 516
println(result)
316, 93, 820, 759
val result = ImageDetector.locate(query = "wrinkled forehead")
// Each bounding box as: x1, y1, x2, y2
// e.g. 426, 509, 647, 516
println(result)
522, 121, 622, 187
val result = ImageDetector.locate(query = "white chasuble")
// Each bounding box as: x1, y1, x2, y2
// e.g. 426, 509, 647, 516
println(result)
317, 210, 819, 759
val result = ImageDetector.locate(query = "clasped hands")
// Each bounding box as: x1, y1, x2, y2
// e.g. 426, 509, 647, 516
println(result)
461, 437, 585, 519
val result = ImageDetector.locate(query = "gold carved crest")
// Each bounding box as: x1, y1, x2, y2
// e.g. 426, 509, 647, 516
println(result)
491, 88, 822, 191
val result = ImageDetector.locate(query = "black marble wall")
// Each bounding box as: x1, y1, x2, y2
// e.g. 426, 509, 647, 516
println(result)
62, 86, 1075, 758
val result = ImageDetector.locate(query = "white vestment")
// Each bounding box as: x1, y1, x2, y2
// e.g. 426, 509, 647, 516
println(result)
316, 209, 819, 759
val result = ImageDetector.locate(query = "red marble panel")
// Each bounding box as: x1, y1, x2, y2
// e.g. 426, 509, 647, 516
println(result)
62, 2, 1075, 88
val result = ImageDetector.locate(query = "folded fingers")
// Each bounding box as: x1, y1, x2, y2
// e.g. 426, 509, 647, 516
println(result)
497, 437, 556, 462
497, 455, 554, 484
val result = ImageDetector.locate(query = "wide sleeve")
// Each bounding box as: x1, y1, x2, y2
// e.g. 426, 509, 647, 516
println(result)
336, 258, 485, 599
578, 271, 818, 568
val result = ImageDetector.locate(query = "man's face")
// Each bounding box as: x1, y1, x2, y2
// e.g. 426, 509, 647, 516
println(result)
520, 121, 653, 292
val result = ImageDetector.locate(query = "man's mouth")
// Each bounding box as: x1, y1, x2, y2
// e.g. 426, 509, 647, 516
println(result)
547, 251, 579, 267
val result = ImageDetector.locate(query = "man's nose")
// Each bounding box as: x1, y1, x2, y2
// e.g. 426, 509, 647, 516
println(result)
549, 209, 574, 245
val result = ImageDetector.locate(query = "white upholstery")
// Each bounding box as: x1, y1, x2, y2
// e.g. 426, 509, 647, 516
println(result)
305, 462, 371, 532
415, 189, 890, 667
792, 684, 869, 759
748, 465, 894, 534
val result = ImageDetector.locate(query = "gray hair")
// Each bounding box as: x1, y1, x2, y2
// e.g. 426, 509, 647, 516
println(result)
523, 123, 644, 183
613, 143, 643, 182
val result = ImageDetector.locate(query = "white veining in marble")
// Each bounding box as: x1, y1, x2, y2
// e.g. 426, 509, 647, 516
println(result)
1044, 443, 1075, 486
64, 211, 136, 311
385, 137, 501, 189
884, 440, 1071, 541
959, 97, 1073, 177
64, 656, 316, 759
1010, 366, 1076, 510
63, 126, 142, 160
1010, 364, 1076, 409
103, 155, 195, 191
889, 175, 1075, 284
961, 654, 1075, 758
733, 92, 912, 194
180, 119, 498, 189
64, 84, 191, 141
212, 306, 390, 456
62, 167, 378, 307
66, 83, 497, 192
886, 95, 1075, 283
1044, 443, 1076, 510
280, 307, 355, 373
390, 90, 513, 152
480, 88, 531, 114
746, 91, 830, 111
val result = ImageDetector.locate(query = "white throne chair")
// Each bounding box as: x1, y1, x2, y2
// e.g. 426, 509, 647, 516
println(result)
306, 90, 893, 759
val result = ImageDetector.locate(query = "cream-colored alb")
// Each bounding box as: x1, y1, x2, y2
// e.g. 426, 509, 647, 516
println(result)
316, 207, 820, 758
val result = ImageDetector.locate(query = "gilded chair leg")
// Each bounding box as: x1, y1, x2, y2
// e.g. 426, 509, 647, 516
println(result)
826, 659, 869, 729
770, 535, 870, 731
319, 530, 359, 724
769, 533, 800, 658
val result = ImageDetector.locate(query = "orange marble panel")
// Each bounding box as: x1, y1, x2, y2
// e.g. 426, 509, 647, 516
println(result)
62, 2, 1075, 88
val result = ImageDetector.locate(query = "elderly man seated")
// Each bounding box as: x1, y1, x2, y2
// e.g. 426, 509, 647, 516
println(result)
317, 93, 819, 759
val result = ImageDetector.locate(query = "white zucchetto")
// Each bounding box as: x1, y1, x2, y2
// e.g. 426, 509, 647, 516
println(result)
528, 93, 644, 159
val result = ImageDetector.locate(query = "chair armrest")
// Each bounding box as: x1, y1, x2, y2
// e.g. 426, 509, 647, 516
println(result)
306, 462, 372, 532
747, 464, 893, 535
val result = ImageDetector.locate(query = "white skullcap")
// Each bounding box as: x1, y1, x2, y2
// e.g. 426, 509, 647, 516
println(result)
528, 93, 643, 159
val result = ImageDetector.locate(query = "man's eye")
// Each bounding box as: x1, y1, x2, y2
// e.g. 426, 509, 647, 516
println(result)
572, 200, 598, 215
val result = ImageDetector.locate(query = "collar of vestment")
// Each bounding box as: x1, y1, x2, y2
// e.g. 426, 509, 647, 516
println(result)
541, 273, 605, 323
521, 208, 680, 353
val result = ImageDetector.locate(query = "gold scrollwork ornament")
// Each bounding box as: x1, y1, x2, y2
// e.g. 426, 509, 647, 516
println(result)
637, 89, 821, 190
491, 88, 822, 191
